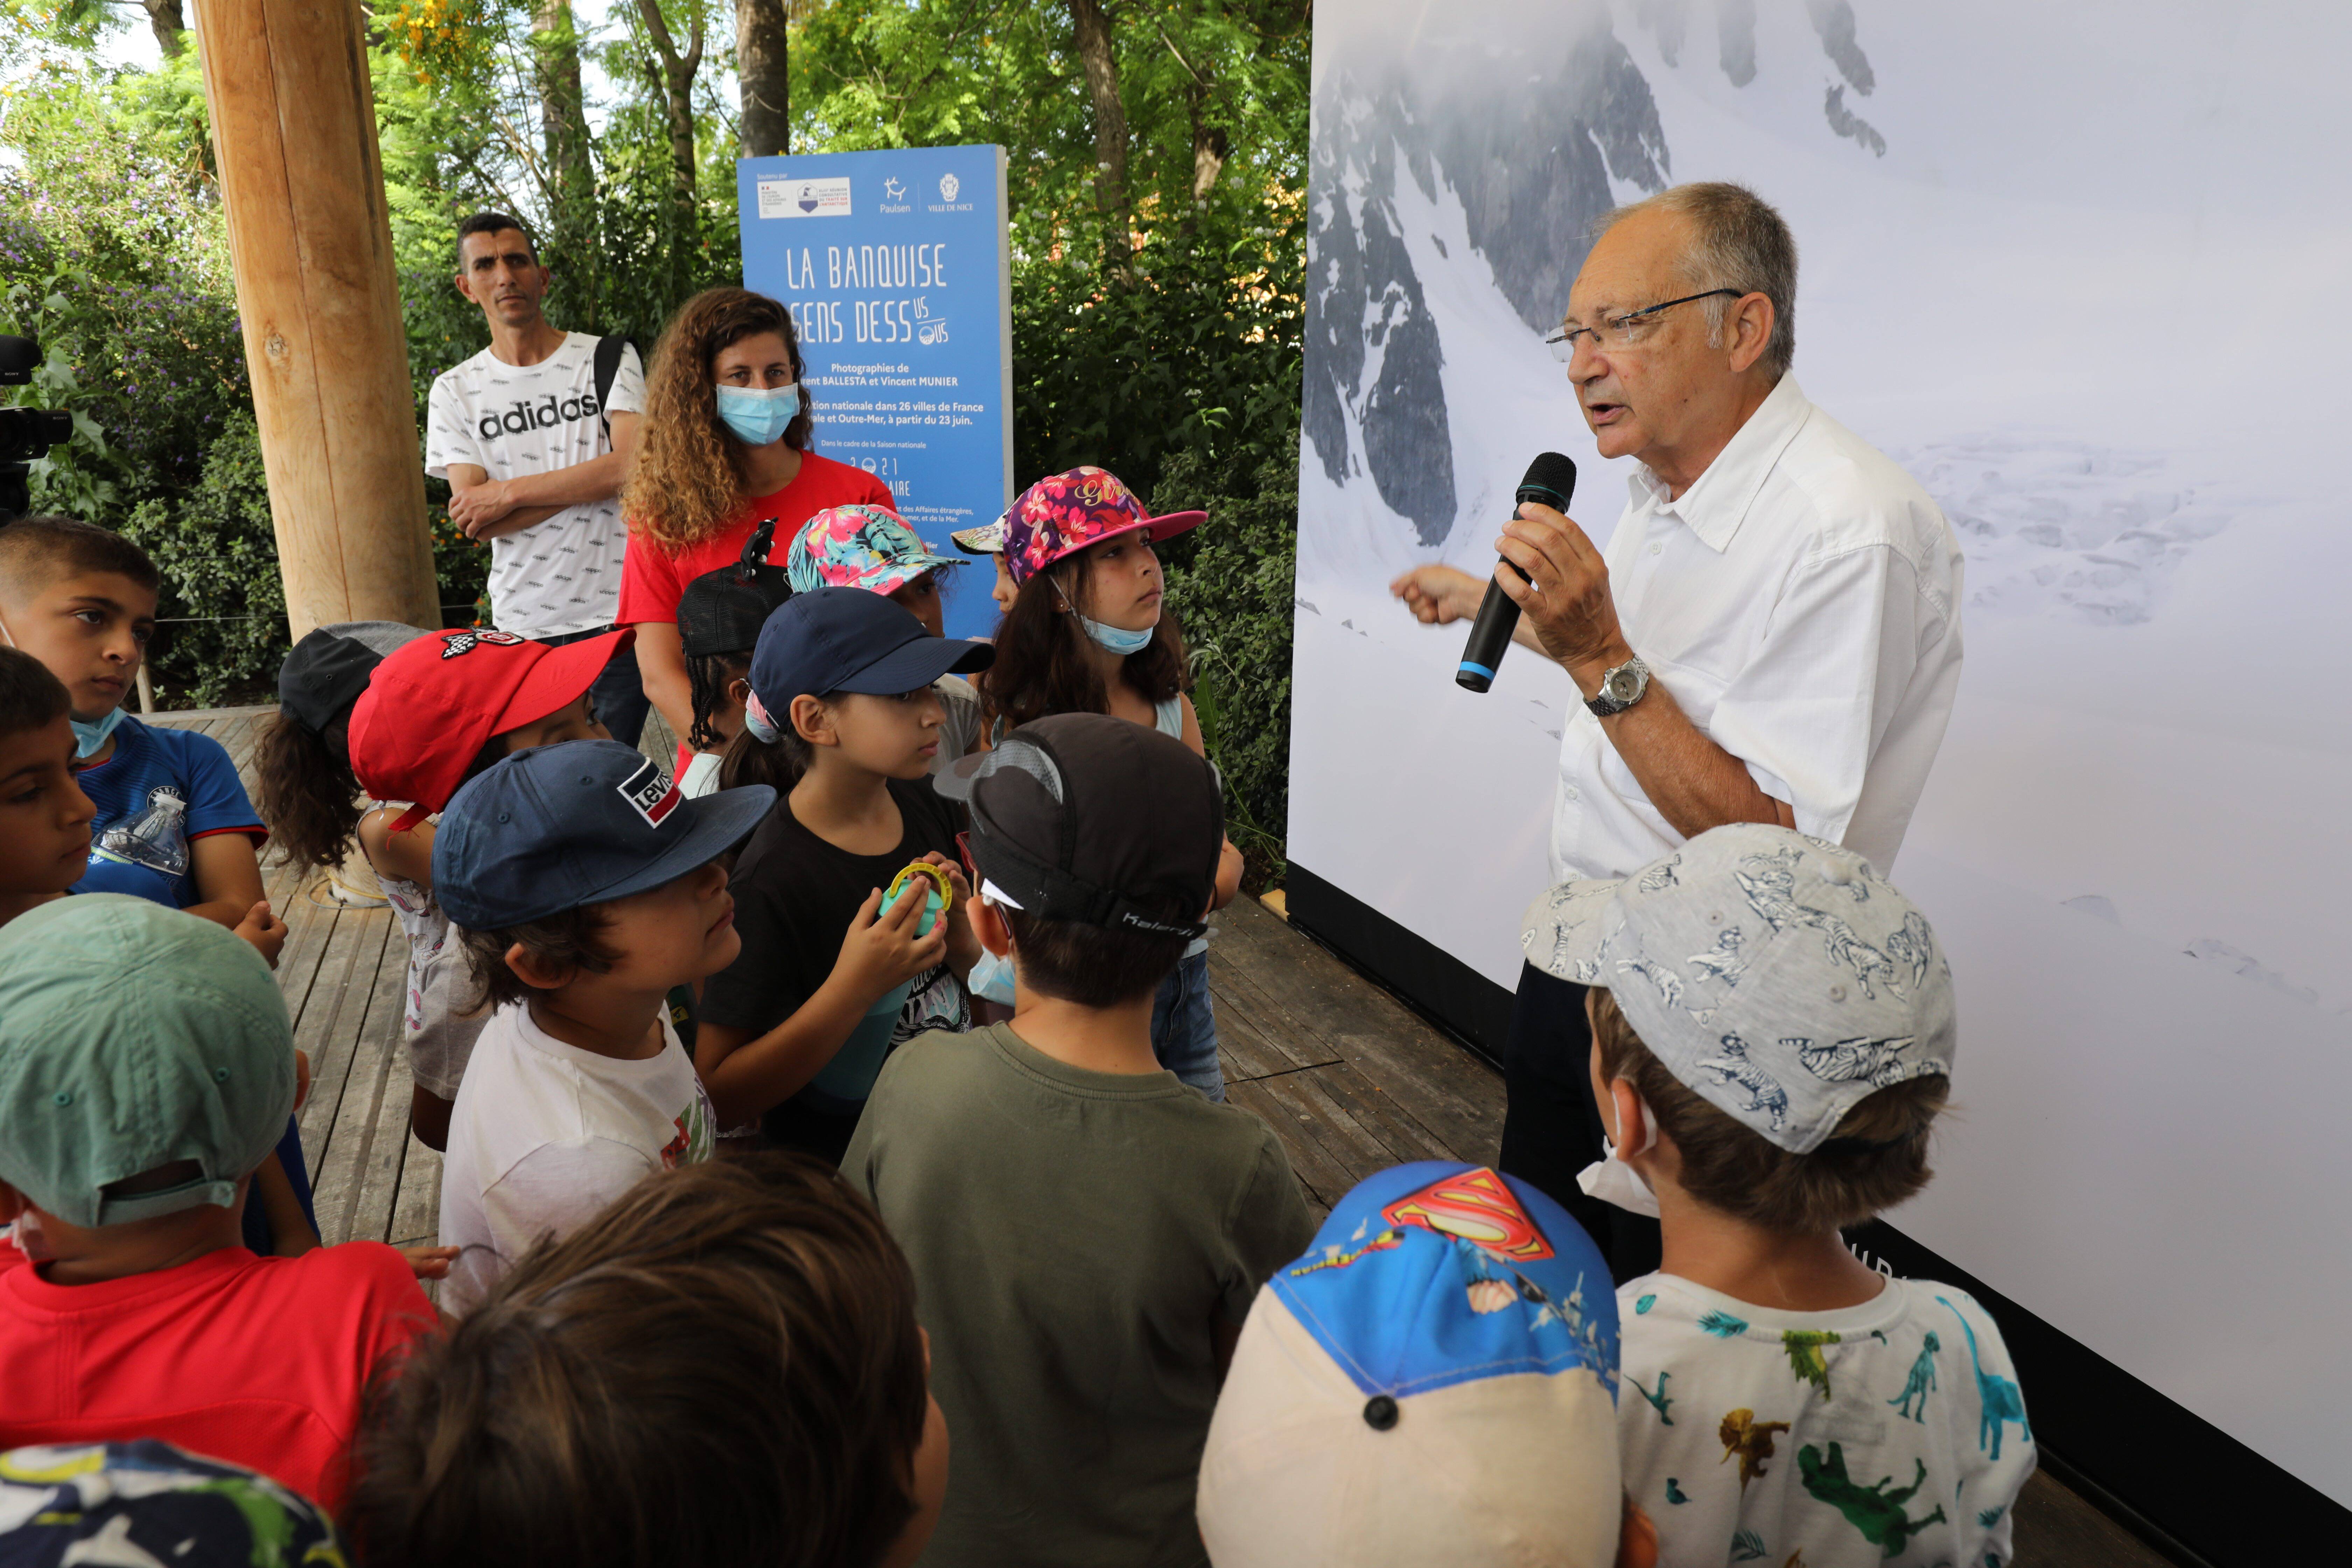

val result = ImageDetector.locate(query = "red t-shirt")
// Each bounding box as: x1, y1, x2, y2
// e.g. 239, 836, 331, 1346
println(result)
615, 451, 893, 626
0, 1233, 436, 1511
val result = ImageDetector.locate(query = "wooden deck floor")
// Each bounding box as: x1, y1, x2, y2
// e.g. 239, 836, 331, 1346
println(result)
148, 703, 2168, 1568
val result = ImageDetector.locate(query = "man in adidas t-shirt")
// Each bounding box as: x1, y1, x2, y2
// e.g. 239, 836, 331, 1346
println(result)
425, 211, 652, 743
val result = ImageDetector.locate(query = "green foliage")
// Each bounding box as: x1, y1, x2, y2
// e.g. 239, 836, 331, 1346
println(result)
1156, 429, 1297, 886
1012, 206, 1302, 497
119, 411, 286, 709
0, 52, 279, 701
9, 2, 1312, 870
794, 1, 1309, 871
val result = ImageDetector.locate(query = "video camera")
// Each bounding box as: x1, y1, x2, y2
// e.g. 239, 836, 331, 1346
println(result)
1, 335, 76, 522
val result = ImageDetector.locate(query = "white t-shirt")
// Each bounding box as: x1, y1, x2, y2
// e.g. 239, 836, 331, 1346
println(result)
424, 331, 646, 638
1616, 1272, 2034, 1568
436, 999, 713, 1316
676, 748, 725, 799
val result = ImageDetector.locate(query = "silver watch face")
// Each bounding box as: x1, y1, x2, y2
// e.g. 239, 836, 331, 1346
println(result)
1605, 666, 1643, 704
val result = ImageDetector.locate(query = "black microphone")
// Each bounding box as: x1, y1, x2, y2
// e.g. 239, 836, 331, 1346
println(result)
1456, 451, 1578, 692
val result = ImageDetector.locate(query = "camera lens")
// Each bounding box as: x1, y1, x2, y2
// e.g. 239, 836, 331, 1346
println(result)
0, 407, 74, 463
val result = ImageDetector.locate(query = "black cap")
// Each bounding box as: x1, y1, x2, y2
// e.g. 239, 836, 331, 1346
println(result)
678, 517, 795, 659
277, 621, 431, 736
937, 713, 1222, 939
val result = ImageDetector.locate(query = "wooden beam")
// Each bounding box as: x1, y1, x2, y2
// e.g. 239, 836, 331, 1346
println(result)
190, 0, 440, 640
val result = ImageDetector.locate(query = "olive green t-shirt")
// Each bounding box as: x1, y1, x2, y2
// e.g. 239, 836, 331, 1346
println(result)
844, 1022, 1316, 1568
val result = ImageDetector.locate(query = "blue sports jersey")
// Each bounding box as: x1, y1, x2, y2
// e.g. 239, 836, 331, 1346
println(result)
71, 715, 266, 908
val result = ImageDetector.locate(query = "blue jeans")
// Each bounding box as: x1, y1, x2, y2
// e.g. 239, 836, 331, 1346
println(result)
1150, 948, 1224, 1100
539, 624, 650, 749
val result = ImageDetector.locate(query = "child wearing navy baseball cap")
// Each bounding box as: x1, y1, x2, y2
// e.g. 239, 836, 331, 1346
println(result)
428, 739, 773, 1315
695, 588, 993, 1164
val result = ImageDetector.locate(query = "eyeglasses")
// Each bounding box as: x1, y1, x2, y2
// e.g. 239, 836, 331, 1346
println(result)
1545, 289, 1744, 362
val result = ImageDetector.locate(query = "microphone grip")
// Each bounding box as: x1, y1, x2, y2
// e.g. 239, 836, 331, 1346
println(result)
1455, 563, 1526, 692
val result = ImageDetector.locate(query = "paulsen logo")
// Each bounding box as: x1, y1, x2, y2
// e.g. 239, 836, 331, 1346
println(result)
475, 391, 601, 441
438, 629, 526, 658
616, 756, 683, 828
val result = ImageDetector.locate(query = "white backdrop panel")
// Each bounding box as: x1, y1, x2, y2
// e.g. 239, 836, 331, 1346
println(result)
1293, 0, 2352, 1500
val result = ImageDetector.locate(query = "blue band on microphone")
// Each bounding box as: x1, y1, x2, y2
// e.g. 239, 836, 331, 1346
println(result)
1457, 661, 1496, 681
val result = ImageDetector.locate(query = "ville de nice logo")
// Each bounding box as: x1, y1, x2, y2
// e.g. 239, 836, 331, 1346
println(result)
939, 172, 960, 203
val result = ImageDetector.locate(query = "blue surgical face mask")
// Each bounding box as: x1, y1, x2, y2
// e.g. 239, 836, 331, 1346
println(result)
966, 944, 1017, 1005
1079, 613, 1155, 656
70, 704, 126, 760
714, 382, 800, 447
1052, 577, 1158, 657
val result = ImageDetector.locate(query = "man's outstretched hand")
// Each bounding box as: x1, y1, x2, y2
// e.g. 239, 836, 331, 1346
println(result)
1388, 563, 1486, 625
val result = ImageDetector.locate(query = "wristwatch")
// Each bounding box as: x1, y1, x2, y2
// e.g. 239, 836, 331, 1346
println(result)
1584, 655, 1651, 718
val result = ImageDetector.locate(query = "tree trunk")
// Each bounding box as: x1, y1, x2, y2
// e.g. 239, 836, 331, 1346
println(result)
187, 0, 441, 638
533, 0, 593, 214
141, 0, 187, 57
635, 0, 706, 302
1065, 0, 1131, 271
736, 0, 789, 158
1189, 89, 1226, 203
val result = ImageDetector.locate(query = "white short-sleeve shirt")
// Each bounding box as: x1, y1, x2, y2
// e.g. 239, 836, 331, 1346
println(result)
436, 999, 713, 1317
1553, 374, 1963, 881
424, 332, 646, 638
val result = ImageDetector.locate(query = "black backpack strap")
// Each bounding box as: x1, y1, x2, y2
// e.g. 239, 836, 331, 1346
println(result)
592, 334, 634, 444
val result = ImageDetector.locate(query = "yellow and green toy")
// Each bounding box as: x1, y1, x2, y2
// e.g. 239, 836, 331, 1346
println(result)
886, 861, 953, 938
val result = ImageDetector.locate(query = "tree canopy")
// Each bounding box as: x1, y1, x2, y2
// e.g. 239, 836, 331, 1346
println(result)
1, 0, 1307, 872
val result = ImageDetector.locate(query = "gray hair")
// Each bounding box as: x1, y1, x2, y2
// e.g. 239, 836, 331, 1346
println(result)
1593, 182, 1797, 377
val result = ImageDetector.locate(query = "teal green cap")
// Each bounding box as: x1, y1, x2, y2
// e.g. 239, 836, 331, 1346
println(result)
0, 895, 295, 1228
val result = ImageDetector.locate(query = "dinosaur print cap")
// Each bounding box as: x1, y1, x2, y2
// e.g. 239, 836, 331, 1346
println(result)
1519, 824, 1955, 1154
1197, 1162, 1623, 1568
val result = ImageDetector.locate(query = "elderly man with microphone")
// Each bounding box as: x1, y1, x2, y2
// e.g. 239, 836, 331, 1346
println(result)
1392, 182, 1965, 1278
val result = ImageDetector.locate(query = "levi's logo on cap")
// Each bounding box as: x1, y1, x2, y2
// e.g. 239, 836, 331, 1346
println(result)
1381, 1167, 1556, 1262
439, 629, 527, 659
616, 757, 682, 827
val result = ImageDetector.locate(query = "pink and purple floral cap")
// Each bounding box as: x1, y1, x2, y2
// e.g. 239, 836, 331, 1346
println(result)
786, 504, 965, 597
1002, 466, 1206, 585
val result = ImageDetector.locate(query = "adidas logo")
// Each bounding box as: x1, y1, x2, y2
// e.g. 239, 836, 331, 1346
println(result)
476, 391, 601, 440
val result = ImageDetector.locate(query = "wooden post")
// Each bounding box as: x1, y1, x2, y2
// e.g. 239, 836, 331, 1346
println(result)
190, 0, 441, 640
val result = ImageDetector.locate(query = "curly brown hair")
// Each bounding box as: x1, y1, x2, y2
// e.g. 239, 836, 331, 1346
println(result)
1591, 987, 1947, 1235
622, 288, 815, 552
253, 710, 365, 872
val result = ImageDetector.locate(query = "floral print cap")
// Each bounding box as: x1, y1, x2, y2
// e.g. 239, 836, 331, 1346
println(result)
950, 515, 1007, 554
785, 504, 965, 597
1002, 465, 1207, 584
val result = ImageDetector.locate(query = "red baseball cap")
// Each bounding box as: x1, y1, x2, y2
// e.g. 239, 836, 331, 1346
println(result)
348, 627, 632, 820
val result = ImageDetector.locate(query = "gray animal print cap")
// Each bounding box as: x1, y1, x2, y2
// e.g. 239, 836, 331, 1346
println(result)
1519, 824, 1955, 1154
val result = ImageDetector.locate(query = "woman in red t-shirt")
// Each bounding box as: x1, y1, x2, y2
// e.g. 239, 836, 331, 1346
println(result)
618, 287, 892, 743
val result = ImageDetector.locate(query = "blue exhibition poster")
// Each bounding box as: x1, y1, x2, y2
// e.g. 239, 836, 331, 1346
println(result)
737, 145, 1012, 639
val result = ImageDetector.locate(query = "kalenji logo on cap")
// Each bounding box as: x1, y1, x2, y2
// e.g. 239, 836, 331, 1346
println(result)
1381, 1167, 1555, 1262
617, 757, 682, 828
439, 629, 527, 659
